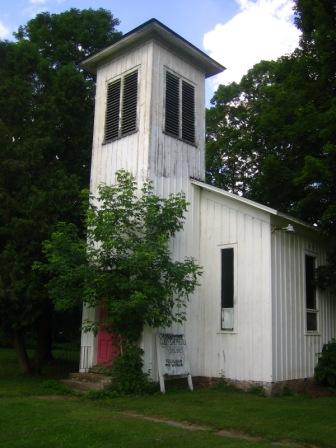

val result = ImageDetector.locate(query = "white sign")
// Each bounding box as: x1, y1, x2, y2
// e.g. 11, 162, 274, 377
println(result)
156, 333, 193, 393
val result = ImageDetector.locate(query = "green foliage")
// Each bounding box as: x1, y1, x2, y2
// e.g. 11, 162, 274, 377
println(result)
247, 386, 266, 397
109, 343, 157, 395
86, 388, 119, 400
315, 339, 336, 388
0, 8, 121, 371
38, 379, 73, 395
41, 170, 202, 342
206, 0, 336, 291
212, 377, 240, 393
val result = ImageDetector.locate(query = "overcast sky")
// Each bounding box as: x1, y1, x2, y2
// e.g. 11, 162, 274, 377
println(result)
0, 0, 301, 101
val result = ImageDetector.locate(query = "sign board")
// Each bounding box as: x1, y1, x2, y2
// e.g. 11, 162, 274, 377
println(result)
156, 333, 193, 393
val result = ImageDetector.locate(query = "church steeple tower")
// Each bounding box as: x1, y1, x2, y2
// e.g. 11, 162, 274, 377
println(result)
81, 19, 224, 196
79, 19, 224, 372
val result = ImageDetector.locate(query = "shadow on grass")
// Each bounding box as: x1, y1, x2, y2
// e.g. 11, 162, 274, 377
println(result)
0, 347, 78, 397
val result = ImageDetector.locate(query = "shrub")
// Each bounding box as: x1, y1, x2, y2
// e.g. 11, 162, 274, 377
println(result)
109, 343, 157, 395
315, 339, 336, 387
248, 385, 266, 397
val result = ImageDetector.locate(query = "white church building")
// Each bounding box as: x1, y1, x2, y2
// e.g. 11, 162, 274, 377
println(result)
79, 19, 336, 390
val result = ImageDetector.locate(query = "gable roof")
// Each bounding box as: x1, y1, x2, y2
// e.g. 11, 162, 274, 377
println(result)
81, 18, 225, 78
190, 178, 317, 232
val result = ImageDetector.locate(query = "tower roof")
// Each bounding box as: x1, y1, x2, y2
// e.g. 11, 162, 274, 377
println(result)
81, 18, 225, 78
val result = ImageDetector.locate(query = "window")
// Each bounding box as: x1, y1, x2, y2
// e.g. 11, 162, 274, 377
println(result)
221, 247, 234, 331
104, 70, 138, 142
165, 71, 195, 144
305, 254, 318, 332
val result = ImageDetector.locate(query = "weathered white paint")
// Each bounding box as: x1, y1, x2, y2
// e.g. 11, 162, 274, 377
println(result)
271, 219, 336, 382
79, 305, 96, 372
81, 31, 208, 373
81, 19, 224, 78
193, 187, 273, 382
90, 40, 154, 192
138, 38, 207, 379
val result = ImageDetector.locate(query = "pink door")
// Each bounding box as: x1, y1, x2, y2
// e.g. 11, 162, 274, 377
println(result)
97, 307, 120, 365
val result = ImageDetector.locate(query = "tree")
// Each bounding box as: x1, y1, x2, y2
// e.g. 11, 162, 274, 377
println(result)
293, 0, 336, 290
40, 170, 201, 345
206, 56, 314, 210
0, 9, 121, 372
206, 0, 336, 291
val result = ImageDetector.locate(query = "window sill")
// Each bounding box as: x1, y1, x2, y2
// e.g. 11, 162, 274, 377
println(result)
217, 331, 237, 335
305, 332, 321, 336
103, 129, 138, 145
163, 130, 198, 148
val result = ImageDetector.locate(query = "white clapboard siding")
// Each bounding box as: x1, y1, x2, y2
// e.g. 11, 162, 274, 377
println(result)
271, 224, 336, 381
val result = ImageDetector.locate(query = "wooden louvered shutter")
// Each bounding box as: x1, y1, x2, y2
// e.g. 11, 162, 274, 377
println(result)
105, 79, 121, 141
182, 80, 195, 144
121, 70, 138, 136
165, 72, 180, 137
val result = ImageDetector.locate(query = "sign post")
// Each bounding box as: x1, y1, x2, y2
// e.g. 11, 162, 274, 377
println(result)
156, 333, 193, 394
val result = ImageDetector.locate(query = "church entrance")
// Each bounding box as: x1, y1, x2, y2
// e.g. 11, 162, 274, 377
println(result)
96, 307, 119, 365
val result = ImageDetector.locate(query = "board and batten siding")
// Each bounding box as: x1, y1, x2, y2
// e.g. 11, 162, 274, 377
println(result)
271, 223, 336, 382
148, 40, 205, 191
89, 39, 155, 193
83, 36, 207, 375
196, 188, 273, 382
80, 40, 156, 371
141, 40, 206, 378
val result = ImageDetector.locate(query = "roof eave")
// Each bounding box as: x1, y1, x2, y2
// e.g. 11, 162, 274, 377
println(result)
190, 178, 319, 233
80, 19, 225, 78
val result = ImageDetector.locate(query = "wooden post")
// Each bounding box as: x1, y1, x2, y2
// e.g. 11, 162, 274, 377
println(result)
187, 374, 193, 391
159, 375, 166, 394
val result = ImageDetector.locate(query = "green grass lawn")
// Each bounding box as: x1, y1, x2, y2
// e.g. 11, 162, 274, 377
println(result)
1, 348, 336, 448
0, 348, 77, 397
1, 398, 273, 448
105, 386, 336, 447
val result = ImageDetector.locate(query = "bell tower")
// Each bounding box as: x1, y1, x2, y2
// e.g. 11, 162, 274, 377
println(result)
81, 19, 223, 196
79, 19, 224, 372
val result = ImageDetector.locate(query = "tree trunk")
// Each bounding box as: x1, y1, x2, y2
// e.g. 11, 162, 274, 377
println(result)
35, 301, 53, 369
13, 330, 32, 374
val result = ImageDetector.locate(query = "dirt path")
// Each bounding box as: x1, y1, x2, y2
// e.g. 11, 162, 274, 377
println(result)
119, 410, 320, 448
33, 396, 320, 448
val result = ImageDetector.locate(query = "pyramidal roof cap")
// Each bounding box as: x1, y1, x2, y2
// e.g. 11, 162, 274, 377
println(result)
81, 18, 225, 78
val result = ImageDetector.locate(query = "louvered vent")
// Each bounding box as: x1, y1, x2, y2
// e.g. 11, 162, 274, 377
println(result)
105, 79, 121, 141
165, 72, 179, 137
121, 71, 138, 135
182, 81, 195, 144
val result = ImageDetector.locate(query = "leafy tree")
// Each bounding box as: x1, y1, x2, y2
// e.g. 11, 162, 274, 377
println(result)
0, 9, 121, 372
206, 0, 336, 291
40, 170, 201, 345
206, 81, 258, 194
206, 56, 314, 209
293, 0, 336, 289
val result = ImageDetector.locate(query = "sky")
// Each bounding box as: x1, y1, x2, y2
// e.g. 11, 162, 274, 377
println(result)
0, 0, 301, 101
